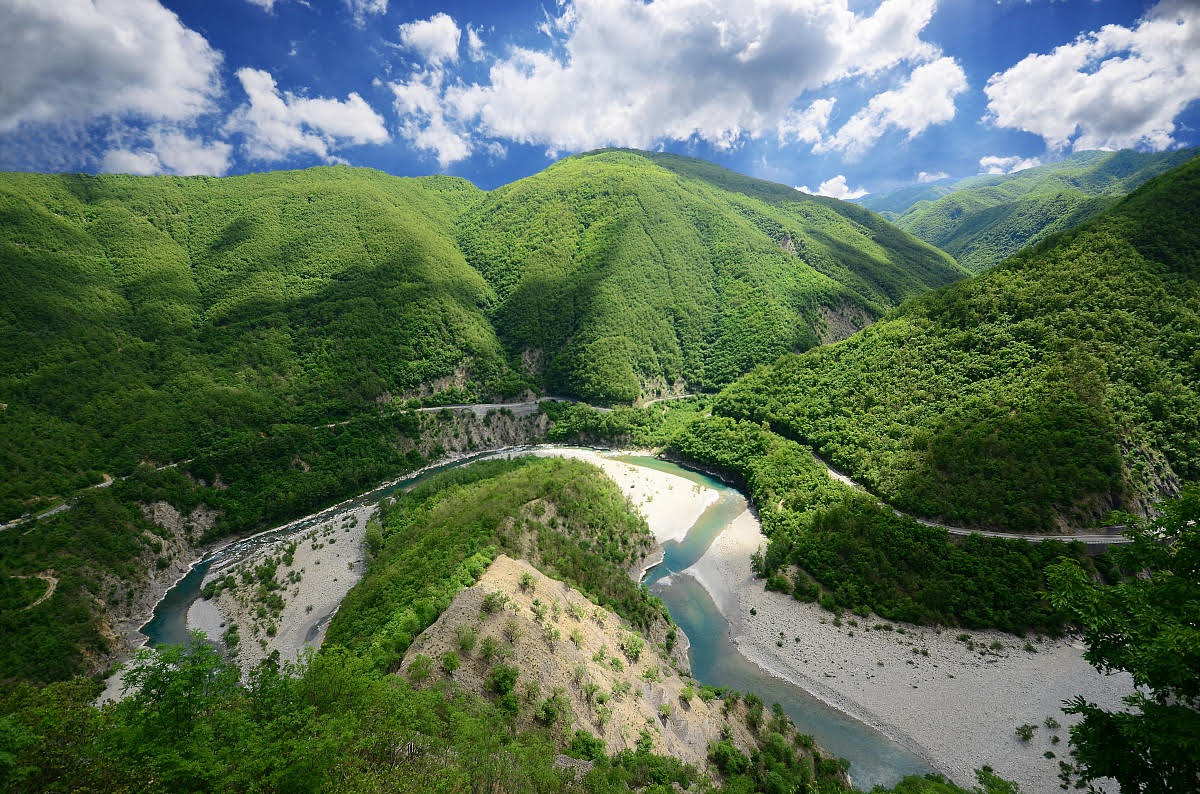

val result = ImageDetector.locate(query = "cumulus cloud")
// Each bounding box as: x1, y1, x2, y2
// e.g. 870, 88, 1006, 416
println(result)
984, 0, 1200, 150
0, 0, 222, 132
392, 70, 471, 167
816, 57, 967, 158
778, 99, 835, 145
225, 68, 389, 162
102, 128, 232, 175
978, 154, 1042, 175
392, 0, 946, 165
345, 0, 387, 27
796, 174, 867, 200
466, 25, 486, 61
917, 170, 948, 183
399, 12, 461, 65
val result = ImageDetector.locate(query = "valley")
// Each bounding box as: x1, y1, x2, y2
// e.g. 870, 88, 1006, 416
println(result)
1, 149, 1196, 794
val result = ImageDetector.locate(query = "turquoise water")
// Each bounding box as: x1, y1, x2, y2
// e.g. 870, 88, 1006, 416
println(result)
631, 455, 932, 790
141, 448, 507, 647
145, 447, 931, 789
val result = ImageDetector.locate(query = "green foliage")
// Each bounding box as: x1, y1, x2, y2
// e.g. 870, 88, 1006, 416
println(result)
324, 457, 670, 670
568, 729, 607, 761
717, 157, 1200, 531
891, 148, 1198, 272
1048, 488, 1200, 793
0, 642, 576, 793
458, 149, 962, 403
667, 416, 1087, 633
0, 168, 523, 523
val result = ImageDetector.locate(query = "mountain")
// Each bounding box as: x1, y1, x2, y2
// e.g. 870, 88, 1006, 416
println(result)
0, 155, 963, 520
879, 148, 1197, 272
855, 181, 954, 220
0, 167, 525, 522
715, 156, 1200, 532
457, 149, 965, 403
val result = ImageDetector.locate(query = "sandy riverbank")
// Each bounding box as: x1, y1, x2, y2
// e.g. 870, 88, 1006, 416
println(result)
685, 509, 1132, 794
529, 447, 719, 543
188, 502, 375, 672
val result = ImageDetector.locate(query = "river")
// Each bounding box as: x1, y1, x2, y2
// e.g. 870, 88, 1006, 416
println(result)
143, 447, 930, 789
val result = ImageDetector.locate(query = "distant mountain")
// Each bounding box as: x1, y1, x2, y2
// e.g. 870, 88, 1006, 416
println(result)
458, 149, 964, 404
855, 181, 954, 220
871, 149, 1197, 272
716, 155, 1200, 532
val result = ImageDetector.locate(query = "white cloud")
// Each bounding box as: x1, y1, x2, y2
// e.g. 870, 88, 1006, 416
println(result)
917, 170, 948, 183
466, 25, 486, 62
817, 57, 967, 158
778, 99, 835, 145
244, 0, 277, 10
796, 174, 868, 200
978, 154, 1042, 175
0, 0, 222, 132
102, 128, 232, 176
399, 12, 461, 65
225, 68, 389, 162
395, 0, 944, 164
101, 148, 162, 176
345, 0, 387, 27
391, 70, 472, 167
984, 0, 1200, 151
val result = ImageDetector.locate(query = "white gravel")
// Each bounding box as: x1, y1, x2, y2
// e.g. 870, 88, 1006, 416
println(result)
684, 508, 1133, 794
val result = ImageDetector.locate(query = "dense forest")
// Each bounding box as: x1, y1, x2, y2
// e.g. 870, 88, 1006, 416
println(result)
0, 155, 963, 689
716, 158, 1200, 532
0, 167, 521, 523
458, 149, 964, 403
872, 148, 1197, 273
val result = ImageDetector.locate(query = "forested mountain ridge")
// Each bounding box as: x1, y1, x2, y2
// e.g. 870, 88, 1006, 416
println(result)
0, 156, 962, 520
716, 156, 1200, 532
0, 167, 521, 522
457, 149, 965, 403
867, 148, 1198, 272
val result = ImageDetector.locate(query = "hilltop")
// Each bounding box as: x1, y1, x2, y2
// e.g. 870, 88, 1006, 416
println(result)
458, 149, 964, 403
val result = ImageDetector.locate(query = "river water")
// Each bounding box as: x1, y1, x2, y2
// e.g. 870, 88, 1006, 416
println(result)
144, 448, 930, 789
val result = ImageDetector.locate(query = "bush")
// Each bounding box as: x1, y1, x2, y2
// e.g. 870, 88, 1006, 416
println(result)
568, 730, 607, 761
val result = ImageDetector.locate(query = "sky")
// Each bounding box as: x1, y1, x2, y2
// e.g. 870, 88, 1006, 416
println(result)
1, 0, 1198, 196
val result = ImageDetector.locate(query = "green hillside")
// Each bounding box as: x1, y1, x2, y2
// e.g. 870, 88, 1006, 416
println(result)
457, 149, 964, 403
715, 156, 1200, 532
891, 148, 1198, 273
0, 167, 525, 522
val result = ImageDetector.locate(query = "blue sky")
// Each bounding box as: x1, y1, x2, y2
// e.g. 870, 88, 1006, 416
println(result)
2, 1, 1197, 196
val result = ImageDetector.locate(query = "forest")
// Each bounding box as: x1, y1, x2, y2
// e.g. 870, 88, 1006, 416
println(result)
716, 158, 1200, 532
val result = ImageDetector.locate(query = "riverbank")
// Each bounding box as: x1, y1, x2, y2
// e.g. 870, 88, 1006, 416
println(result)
528, 447, 719, 543
685, 509, 1132, 794
189, 502, 375, 671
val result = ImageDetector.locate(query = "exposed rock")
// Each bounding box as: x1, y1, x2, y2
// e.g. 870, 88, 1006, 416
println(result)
817, 304, 874, 344
89, 502, 217, 675
403, 555, 758, 769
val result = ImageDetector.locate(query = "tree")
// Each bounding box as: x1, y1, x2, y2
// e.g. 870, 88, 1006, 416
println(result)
1047, 487, 1200, 793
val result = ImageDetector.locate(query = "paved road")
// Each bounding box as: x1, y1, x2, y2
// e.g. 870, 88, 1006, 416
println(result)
812, 452, 1131, 546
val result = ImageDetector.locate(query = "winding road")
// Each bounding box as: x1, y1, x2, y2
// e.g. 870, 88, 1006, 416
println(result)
811, 452, 1130, 546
